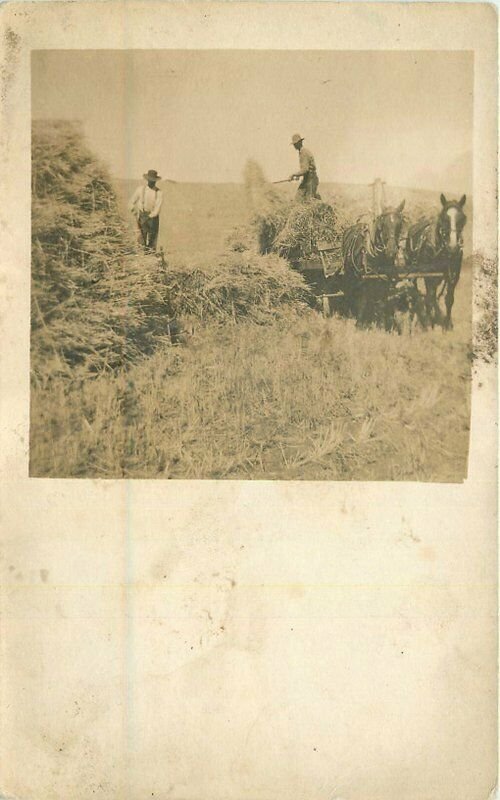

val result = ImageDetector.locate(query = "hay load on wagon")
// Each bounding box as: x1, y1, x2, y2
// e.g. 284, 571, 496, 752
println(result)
233, 160, 346, 316
273, 200, 342, 265
236, 159, 343, 265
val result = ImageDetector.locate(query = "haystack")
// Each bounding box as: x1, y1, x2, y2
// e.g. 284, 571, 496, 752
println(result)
163, 250, 311, 324
32, 125, 311, 382
32, 119, 174, 381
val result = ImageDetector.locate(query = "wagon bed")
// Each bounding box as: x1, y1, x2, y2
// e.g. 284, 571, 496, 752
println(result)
294, 241, 449, 315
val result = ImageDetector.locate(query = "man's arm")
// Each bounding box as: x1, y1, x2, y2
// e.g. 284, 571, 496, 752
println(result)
149, 190, 163, 219
290, 150, 312, 180
128, 187, 141, 214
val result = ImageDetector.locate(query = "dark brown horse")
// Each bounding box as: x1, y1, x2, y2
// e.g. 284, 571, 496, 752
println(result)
405, 194, 467, 329
342, 201, 406, 327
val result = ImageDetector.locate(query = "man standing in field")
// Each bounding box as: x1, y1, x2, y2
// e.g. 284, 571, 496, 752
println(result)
129, 169, 163, 251
289, 134, 321, 201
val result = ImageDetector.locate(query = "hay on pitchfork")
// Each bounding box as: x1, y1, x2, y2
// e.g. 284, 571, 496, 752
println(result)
236, 160, 293, 254
231, 160, 344, 262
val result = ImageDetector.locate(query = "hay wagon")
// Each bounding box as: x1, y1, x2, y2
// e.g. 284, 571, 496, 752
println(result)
293, 240, 447, 319
292, 239, 346, 316
276, 180, 449, 321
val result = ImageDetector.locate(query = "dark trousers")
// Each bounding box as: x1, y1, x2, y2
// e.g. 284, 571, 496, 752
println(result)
297, 172, 321, 202
137, 212, 160, 251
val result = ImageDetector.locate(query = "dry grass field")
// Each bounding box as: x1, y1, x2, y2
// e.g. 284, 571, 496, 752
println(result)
31, 284, 472, 481
31, 123, 480, 481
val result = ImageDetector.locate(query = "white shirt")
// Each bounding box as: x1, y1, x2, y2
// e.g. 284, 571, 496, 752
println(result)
129, 184, 163, 218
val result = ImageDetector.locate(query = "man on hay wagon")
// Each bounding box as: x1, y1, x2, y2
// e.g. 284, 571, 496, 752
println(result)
128, 169, 163, 251
289, 134, 322, 201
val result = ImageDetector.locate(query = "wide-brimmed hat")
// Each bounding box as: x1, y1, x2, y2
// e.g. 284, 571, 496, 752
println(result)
143, 169, 162, 181
291, 134, 304, 145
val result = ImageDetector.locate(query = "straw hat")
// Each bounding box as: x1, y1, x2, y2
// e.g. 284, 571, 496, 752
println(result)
291, 134, 304, 145
143, 169, 162, 182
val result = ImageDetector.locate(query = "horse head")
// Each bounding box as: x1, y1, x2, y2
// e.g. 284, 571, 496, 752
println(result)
374, 199, 406, 263
438, 194, 467, 255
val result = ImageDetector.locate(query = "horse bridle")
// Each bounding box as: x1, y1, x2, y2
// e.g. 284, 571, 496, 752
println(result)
437, 207, 466, 251
373, 210, 405, 255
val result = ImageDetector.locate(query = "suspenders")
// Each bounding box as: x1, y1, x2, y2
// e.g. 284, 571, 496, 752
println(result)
141, 185, 157, 212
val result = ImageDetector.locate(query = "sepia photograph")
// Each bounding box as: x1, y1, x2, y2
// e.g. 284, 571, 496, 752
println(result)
30, 49, 485, 481
29, 48, 490, 482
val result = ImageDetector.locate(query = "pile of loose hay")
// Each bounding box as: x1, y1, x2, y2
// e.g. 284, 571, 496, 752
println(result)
32, 125, 312, 382
32, 119, 175, 381
162, 250, 312, 324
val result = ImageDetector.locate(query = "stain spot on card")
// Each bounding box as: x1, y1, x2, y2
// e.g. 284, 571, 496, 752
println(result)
400, 515, 421, 543
1, 27, 21, 102
149, 544, 182, 581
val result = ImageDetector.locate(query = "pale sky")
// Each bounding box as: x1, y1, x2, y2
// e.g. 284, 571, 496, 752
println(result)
32, 50, 473, 192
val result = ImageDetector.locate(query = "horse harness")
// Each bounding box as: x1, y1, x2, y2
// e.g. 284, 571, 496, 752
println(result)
344, 210, 407, 275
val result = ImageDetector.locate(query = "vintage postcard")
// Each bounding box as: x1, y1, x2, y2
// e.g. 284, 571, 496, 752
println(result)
0, 2, 497, 799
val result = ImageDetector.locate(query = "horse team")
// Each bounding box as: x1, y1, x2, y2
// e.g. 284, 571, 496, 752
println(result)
341, 193, 467, 330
